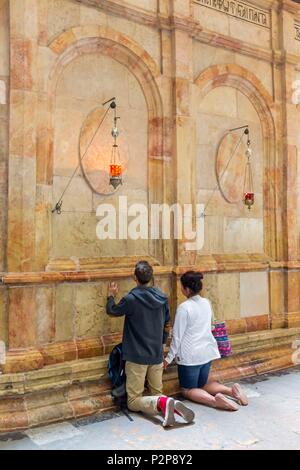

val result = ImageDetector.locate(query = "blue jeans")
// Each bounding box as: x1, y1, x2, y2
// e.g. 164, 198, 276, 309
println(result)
178, 362, 212, 389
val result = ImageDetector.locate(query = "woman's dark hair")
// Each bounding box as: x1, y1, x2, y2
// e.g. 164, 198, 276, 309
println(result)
134, 260, 154, 285
180, 271, 203, 294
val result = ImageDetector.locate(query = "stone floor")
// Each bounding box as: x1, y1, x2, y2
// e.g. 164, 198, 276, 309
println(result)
1, 367, 300, 450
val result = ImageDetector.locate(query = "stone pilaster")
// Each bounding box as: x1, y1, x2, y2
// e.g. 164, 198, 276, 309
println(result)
7, 1, 40, 349
7, 0, 39, 273
277, 1, 300, 327
0, 0, 9, 346
0, 0, 9, 274
171, 1, 197, 267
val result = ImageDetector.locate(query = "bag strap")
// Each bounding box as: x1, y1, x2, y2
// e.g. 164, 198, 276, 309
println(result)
112, 360, 124, 388
110, 345, 125, 388
120, 407, 134, 422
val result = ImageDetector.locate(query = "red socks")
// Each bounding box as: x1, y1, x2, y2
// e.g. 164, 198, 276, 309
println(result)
157, 396, 168, 415
158, 396, 180, 416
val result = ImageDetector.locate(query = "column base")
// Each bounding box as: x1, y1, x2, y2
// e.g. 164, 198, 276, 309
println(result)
0, 327, 300, 432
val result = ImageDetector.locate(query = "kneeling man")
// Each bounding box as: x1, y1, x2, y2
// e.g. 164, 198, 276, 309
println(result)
106, 260, 194, 427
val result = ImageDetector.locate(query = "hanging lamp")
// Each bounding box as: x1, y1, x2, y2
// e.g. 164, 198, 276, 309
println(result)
202, 125, 256, 217
52, 98, 124, 214
109, 102, 123, 189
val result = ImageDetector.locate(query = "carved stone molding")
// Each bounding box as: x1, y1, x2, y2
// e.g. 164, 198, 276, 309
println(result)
0, 254, 281, 286
45, 255, 161, 272
1, 327, 299, 431
70, 0, 300, 66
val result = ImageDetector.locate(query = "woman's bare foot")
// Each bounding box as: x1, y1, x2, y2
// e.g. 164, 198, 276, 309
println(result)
214, 393, 239, 411
232, 383, 248, 406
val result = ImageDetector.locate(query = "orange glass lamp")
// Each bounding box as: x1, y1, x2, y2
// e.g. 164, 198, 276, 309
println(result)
243, 139, 254, 211
109, 158, 122, 188
110, 163, 122, 178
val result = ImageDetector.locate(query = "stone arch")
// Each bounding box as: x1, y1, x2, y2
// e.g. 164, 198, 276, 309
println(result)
194, 63, 278, 259
45, 25, 164, 179
39, 25, 166, 265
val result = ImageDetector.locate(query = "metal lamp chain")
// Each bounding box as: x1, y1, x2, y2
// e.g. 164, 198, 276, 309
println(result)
202, 128, 247, 216
52, 105, 111, 214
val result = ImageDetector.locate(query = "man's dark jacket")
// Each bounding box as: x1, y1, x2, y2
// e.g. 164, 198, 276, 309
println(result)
106, 286, 170, 365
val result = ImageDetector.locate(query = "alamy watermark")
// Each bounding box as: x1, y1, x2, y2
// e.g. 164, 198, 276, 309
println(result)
96, 196, 205, 251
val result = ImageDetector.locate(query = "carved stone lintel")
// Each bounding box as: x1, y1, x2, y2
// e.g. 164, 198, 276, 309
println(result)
193, 0, 271, 29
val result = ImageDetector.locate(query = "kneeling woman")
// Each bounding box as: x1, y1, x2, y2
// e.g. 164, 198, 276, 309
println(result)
164, 271, 248, 411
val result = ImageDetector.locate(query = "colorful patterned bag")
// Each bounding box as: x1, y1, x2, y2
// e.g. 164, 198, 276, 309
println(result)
212, 321, 232, 358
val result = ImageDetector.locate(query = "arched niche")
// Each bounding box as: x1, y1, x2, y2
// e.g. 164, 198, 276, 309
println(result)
39, 26, 165, 266
194, 64, 278, 259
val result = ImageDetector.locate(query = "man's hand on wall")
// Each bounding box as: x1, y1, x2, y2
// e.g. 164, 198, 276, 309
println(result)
108, 281, 119, 297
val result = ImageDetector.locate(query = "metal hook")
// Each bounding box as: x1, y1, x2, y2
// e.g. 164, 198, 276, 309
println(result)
52, 200, 63, 215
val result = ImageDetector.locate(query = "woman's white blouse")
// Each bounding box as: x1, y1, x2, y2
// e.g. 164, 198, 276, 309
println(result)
165, 295, 221, 366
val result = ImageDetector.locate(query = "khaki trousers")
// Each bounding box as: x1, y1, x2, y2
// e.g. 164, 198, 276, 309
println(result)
125, 361, 163, 415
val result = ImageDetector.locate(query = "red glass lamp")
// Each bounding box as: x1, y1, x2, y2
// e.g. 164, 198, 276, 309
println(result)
243, 140, 254, 211
243, 191, 255, 209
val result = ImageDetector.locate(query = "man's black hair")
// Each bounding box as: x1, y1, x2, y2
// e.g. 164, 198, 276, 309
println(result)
134, 260, 153, 285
